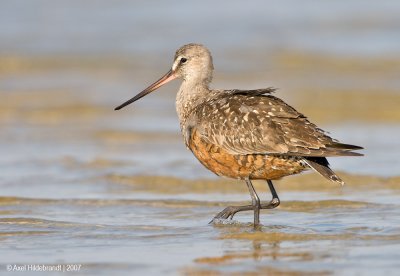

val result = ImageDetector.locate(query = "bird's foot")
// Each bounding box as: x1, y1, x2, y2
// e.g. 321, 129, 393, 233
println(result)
209, 205, 253, 224
209, 198, 280, 224
261, 197, 280, 209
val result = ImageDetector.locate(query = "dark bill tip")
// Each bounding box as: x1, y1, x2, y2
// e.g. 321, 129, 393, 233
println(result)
114, 69, 176, 111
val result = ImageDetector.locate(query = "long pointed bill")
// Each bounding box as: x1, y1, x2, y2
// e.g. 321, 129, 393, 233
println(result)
114, 69, 177, 110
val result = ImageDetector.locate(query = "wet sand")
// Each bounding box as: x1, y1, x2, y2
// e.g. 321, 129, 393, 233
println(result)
1, 2, 400, 274
1, 51, 399, 274
1, 175, 400, 275
0, 64, 400, 275
1, 50, 400, 274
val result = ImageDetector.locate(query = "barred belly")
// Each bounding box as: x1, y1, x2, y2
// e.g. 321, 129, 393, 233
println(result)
189, 130, 308, 180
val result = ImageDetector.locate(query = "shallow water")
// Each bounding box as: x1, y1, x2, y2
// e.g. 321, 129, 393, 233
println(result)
1, 1, 400, 275
1, 184, 400, 275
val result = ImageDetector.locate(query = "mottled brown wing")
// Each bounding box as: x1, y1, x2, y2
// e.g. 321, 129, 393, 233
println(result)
191, 90, 362, 157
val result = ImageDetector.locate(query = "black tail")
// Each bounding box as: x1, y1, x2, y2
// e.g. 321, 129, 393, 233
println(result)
302, 157, 345, 185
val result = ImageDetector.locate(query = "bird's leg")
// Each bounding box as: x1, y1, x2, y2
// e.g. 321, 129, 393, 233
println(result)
210, 179, 280, 224
260, 180, 280, 209
245, 178, 261, 226
210, 178, 262, 225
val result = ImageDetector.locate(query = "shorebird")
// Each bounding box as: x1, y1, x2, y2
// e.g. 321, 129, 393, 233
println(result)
115, 43, 363, 226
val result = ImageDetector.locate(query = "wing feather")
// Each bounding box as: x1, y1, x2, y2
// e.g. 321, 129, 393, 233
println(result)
191, 90, 363, 157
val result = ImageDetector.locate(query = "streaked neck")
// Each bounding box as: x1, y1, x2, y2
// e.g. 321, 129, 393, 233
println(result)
176, 80, 210, 128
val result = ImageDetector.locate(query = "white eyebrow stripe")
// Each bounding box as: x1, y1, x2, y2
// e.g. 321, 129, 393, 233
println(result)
172, 56, 182, 71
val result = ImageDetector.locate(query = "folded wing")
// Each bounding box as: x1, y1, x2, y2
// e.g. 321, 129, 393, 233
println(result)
191, 89, 363, 157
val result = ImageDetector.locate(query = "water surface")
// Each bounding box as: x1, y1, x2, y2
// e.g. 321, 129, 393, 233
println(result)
1, 1, 400, 275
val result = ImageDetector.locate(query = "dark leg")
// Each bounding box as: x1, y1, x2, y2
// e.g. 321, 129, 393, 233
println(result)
210, 179, 280, 224
245, 178, 261, 225
263, 180, 280, 209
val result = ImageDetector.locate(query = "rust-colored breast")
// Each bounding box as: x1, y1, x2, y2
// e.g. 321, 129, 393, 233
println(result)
189, 129, 307, 180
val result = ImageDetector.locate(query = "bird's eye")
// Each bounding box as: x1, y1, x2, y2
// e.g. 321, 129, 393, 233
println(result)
180, 58, 187, 64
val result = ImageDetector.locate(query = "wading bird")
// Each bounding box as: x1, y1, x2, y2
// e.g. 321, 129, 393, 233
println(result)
115, 43, 363, 226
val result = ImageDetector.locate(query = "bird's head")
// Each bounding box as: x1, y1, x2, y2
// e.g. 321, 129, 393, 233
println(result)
115, 43, 213, 110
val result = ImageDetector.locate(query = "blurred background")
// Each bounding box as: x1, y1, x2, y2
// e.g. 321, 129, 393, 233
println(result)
1, 1, 399, 275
